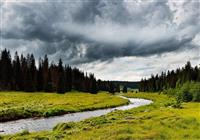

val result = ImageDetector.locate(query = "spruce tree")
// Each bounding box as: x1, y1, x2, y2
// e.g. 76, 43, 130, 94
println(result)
89, 74, 97, 94
13, 52, 21, 90
37, 58, 44, 91
43, 55, 49, 91
65, 65, 72, 92
57, 59, 65, 93
0, 49, 13, 90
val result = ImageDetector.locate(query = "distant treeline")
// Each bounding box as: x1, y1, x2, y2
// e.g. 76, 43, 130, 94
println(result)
139, 62, 200, 92
111, 81, 139, 89
0, 49, 120, 94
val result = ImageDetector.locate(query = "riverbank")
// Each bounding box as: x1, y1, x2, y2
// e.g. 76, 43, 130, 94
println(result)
2, 92, 199, 140
0, 97, 152, 135
0, 91, 129, 122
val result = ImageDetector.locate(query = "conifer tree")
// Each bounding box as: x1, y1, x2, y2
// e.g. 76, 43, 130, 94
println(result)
0, 49, 13, 90
57, 59, 65, 93
0, 49, 125, 94
13, 52, 21, 90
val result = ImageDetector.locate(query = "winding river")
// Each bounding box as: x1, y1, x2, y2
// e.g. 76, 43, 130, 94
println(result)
0, 96, 152, 135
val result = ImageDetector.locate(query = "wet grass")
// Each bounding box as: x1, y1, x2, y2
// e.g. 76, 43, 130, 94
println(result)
1, 92, 200, 140
0, 91, 129, 122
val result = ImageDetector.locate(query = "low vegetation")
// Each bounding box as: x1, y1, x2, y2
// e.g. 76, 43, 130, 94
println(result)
164, 82, 200, 102
0, 91, 129, 122
2, 92, 200, 140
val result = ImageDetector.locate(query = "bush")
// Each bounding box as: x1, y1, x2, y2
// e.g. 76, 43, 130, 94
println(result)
182, 91, 193, 102
165, 82, 200, 102
189, 83, 200, 102
192, 92, 200, 102
163, 88, 175, 96
173, 96, 182, 108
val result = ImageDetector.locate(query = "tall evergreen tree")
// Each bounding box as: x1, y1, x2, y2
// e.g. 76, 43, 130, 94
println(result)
24, 54, 36, 92
57, 59, 65, 93
29, 54, 37, 91
43, 55, 49, 91
64, 65, 72, 92
89, 74, 97, 94
37, 58, 44, 91
0, 49, 121, 94
13, 52, 21, 90
0, 49, 13, 90
139, 61, 200, 92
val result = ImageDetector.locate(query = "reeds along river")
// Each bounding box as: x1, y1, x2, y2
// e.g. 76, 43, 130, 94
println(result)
0, 96, 152, 135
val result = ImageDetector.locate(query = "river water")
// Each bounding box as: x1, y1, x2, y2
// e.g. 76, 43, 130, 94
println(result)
0, 96, 152, 135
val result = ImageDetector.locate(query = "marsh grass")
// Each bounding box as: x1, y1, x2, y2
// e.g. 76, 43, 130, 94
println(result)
0, 91, 129, 122
2, 92, 200, 140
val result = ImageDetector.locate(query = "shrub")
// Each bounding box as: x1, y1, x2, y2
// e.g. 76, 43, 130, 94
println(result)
173, 96, 182, 108
165, 82, 200, 102
192, 92, 200, 102
189, 83, 200, 102
183, 91, 193, 102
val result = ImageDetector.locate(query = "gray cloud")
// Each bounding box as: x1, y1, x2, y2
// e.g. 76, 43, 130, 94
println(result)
1, 0, 200, 65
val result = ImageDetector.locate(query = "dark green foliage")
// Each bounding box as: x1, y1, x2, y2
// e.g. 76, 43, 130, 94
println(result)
57, 59, 65, 94
108, 83, 115, 94
115, 84, 120, 93
0, 49, 13, 90
13, 52, 21, 91
173, 95, 182, 108
43, 55, 50, 92
139, 61, 200, 103
111, 81, 139, 89
178, 91, 193, 102
164, 82, 200, 102
192, 92, 200, 102
0, 49, 117, 94
89, 74, 98, 94
139, 61, 200, 93
123, 86, 127, 93
64, 65, 72, 92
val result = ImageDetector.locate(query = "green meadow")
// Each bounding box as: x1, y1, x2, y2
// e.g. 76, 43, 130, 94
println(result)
0, 91, 129, 122
2, 92, 200, 140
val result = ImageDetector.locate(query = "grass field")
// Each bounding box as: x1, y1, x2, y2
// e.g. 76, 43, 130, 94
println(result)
2, 92, 200, 140
0, 91, 129, 122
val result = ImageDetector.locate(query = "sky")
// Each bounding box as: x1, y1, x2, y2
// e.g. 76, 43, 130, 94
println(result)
0, 0, 200, 81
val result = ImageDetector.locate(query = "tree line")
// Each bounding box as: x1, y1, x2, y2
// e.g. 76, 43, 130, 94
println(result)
0, 49, 120, 94
139, 62, 200, 92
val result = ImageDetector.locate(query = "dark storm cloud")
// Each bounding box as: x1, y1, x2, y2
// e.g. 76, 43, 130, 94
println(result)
2, 3, 67, 42
84, 35, 195, 61
1, 0, 200, 64
73, 0, 101, 24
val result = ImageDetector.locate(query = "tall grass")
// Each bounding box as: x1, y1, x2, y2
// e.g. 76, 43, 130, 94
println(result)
0, 91, 129, 122
3, 92, 200, 140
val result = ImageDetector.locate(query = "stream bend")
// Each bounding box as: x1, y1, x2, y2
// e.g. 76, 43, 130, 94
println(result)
0, 96, 153, 135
